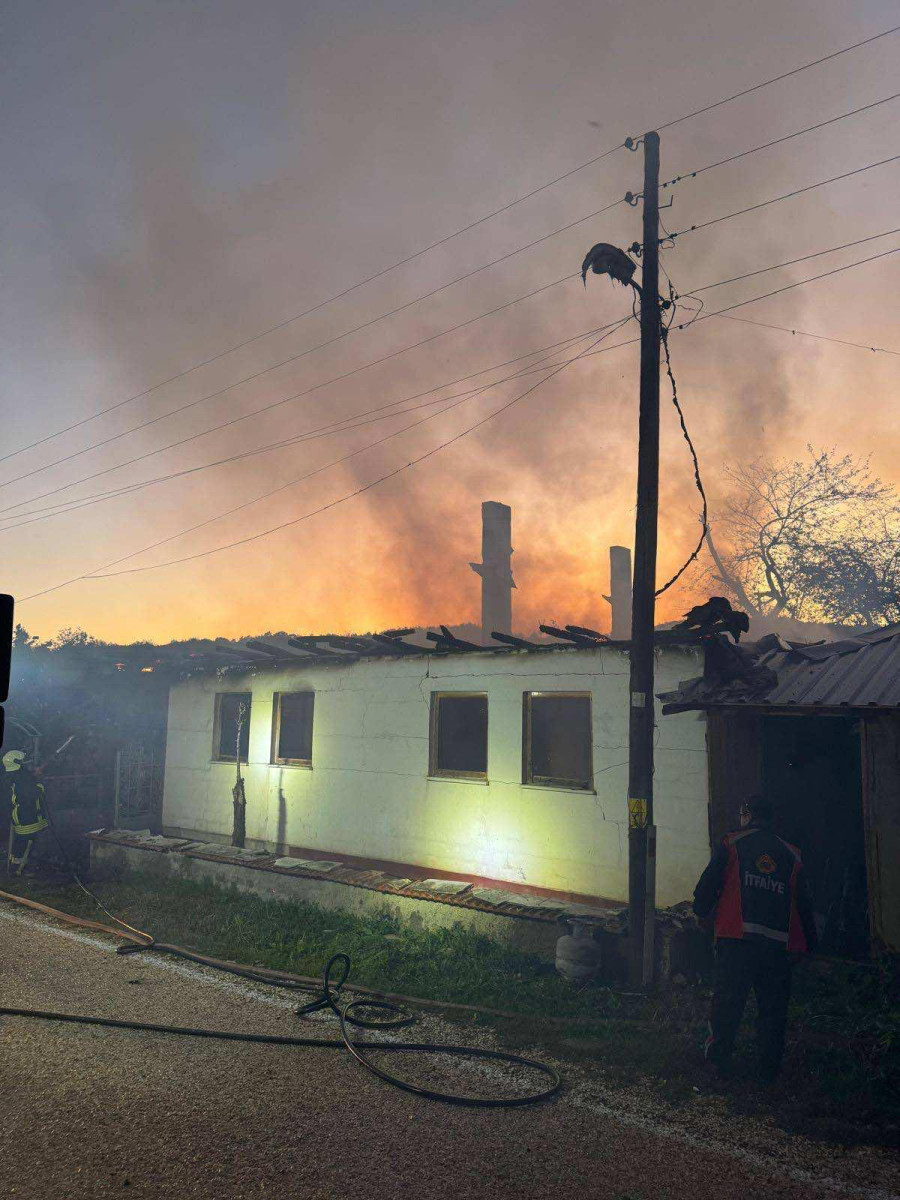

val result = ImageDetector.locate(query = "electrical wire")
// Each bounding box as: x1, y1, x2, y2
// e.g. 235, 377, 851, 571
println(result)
0, 199, 626, 495
706, 311, 900, 355
5, 23, 896, 470
13, 219, 896, 521
17, 244, 899, 601
679, 228, 900, 295
674, 245, 900, 329
3, 269, 586, 516
19, 325, 638, 600
1, 326, 616, 530
654, 24, 899, 133
9, 219, 890, 535
654, 319, 707, 598
13, 322, 632, 576
658, 92, 900, 192
0, 179, 628, 471
663, 154, 900, 243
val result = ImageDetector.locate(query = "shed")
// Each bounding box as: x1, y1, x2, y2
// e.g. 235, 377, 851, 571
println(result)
659, 624, 900, 956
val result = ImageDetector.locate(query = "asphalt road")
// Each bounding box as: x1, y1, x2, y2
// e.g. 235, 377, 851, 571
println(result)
0, 903, 895, 1200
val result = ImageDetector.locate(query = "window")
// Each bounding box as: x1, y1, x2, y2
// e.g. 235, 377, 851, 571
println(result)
213, 693, 251, 762
429, 693, 488, 779
272, 692, 315, 765
524, 692, 593, 790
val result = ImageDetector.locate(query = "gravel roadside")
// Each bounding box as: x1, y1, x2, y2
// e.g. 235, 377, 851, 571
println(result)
1, 904, 896, 1200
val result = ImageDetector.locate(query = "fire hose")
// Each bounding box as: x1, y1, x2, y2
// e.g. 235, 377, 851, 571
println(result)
0, 887, 561, 1108
2, 734, 560, 1104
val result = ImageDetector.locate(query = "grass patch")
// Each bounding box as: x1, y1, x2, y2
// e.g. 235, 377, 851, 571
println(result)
3, 868, 898, 1148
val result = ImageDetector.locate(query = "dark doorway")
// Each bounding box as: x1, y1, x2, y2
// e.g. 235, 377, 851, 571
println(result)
761, 715, 868, 957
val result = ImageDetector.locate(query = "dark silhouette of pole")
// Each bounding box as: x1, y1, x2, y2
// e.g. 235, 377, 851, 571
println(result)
627, 131, 661, 987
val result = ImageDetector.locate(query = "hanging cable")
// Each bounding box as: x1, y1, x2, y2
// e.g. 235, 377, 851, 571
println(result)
655, 313, 708, 597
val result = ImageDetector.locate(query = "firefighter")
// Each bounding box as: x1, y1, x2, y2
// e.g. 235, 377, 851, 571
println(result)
2, 748, 49, 872
693, 793, 818, 1084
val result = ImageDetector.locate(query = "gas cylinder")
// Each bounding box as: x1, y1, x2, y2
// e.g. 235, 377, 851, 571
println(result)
555, 918, 601, 983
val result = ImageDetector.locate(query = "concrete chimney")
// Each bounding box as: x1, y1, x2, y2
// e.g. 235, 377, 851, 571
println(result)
605, 546, 632, 640
469, 501, 515, 643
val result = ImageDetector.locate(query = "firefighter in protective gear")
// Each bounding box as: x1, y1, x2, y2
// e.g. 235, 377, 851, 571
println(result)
2, 748, 49, 871
693, 793, 818, 1083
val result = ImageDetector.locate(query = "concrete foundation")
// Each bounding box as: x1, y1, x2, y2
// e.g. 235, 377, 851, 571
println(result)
88, 835, 707, 980
90, 839, 560, 957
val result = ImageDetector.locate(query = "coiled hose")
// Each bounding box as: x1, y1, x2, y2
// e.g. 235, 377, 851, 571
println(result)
1, 890, 561, 1107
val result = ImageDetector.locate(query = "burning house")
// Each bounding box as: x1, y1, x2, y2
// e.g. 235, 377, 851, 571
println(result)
156, 625, 709, 908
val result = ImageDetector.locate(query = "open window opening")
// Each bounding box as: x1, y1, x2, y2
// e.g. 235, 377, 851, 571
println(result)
523, 692, 593, 790
429, 693, 488, 779
213, 693, 251, 762
272, 692, 315, 766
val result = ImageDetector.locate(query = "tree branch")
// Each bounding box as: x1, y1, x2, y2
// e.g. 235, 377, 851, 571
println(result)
705, 528, 760, 615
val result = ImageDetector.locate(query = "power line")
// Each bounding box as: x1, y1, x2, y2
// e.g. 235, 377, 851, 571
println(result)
655, 24, 899, 133
17, 244, 900, 601
673, 245, 900, 328
664, 154, 900, 243
12, 143, 896, 507
681, 227, 900, 294
5, 24, 896, 470
12, 228, 898, 531
707, 311, 900, 355
39, 243, 900, 586
63, 343, 601, 573
1, 325, 617, 531
0, 202, 626, 495
0, 153, 627, 471
21, 238, 894, 534
20, 327, 638, 600
4, 269, 586, 515
80, 321, 633, 577
659, 92, 900, 191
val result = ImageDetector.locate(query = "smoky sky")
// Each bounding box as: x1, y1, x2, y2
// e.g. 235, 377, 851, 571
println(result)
1, 0, 898, 642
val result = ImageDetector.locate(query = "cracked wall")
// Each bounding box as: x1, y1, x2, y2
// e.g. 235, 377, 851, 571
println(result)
161, 647, 709, 905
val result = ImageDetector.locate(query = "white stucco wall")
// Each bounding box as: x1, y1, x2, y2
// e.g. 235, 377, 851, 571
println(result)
161, 646, 710, 906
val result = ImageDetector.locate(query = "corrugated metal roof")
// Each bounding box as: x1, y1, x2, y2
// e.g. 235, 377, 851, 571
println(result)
660, 625, 900, 712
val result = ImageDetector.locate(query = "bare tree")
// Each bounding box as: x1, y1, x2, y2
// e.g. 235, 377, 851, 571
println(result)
706, 447, 900, 627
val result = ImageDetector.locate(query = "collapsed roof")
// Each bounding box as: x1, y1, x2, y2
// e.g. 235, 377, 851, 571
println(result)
659, 623, 900, 713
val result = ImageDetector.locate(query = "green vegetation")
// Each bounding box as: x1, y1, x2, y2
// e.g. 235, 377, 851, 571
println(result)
3, 869, 897, 1148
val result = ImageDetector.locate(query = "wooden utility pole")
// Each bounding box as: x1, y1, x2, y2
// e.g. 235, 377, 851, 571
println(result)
627, 131, 661, 988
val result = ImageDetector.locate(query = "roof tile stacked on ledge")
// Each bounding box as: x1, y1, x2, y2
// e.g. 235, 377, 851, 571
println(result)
87, 830, 607, 924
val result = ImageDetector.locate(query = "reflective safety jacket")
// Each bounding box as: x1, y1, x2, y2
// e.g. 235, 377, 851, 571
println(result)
4, 767, 49, 837
693, 823, 818, 954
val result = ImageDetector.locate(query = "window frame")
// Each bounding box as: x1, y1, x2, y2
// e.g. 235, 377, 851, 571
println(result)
428, 691, 489, 781
212, 692, 252, 763
522, 690, 594, 791
270, 690, 315, 767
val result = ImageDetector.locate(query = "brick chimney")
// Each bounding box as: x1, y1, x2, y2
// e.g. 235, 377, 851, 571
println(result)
469, 501, 515, 643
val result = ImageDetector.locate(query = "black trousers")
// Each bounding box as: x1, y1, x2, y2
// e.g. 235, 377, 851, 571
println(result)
706, 939, 792, 1076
